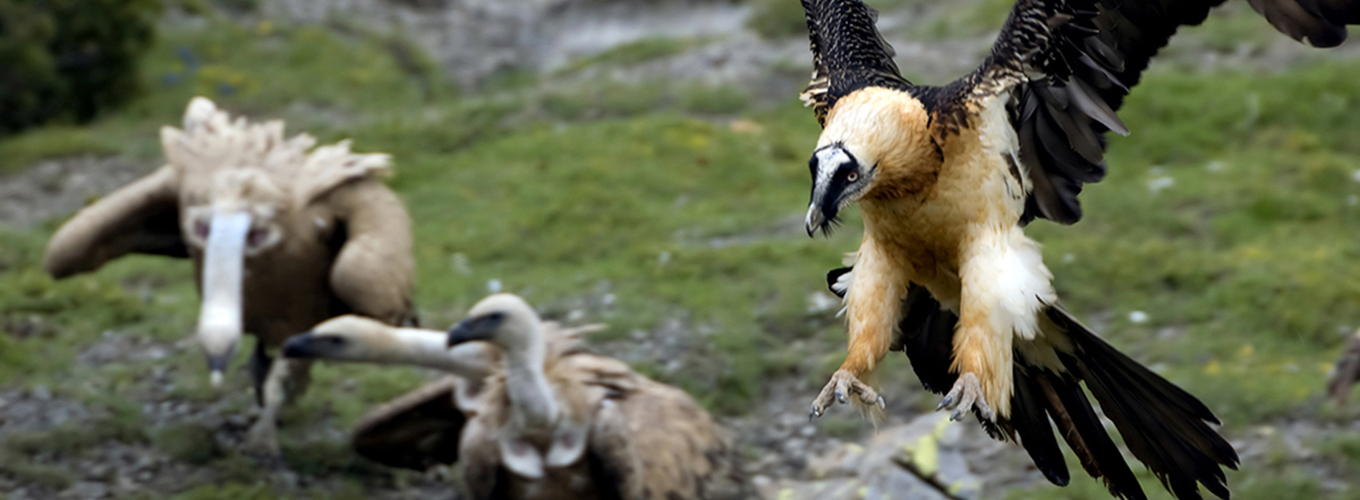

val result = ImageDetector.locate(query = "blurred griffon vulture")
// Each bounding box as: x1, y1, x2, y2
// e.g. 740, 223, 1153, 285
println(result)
43, 97, 416, 455
282, 295, 748, 500
797, 0, 1358, 499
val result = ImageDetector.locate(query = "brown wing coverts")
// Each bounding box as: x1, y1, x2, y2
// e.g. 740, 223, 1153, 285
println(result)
323, 179, 417, 326
799, 0, 915, 126
43, 166, 188, 278
351, 377, 465, 470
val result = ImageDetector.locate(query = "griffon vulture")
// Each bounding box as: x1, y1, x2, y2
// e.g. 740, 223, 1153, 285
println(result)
280, 314, 499, 470
796, 0, 1358, 499
43, 97, 416, 455
282, 296, 747, 500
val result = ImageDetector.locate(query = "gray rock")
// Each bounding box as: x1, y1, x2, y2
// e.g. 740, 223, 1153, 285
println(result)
62, 481, 109, 500
0, 390, 90, 438
0, 156, 154, 229
260, 0, 750, 88
765, 414, 982, 500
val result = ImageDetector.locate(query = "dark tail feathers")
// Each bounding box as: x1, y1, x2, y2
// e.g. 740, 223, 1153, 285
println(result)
1005, 306, 1240, 500
873, 278, 1239, 500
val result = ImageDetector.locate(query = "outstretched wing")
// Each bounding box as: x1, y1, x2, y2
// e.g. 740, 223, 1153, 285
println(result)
974, 0, 1356, 224
1250, 0, 1360, 47
44, 166, 188, 279
799, 0, 916, 127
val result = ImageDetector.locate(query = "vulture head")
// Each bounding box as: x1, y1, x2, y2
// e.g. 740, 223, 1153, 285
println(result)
282, 314, 497, 413
448, 294, 597, 478
282, 315, 394, 363
804, 88, 935, 236
184, 169, 289, 383
446, 293, 544, 354
805, 141, 873, 236
158, 98, 391, 385
281, 315, 495, 380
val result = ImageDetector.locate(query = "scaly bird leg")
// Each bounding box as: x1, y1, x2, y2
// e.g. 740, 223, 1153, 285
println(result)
810, 369, 885, 418
940, 318, 1008, 424
244, 357, 289, 457
810, 237, 908, 418
937, 372, 992, 422
810, 239, 902, 419
281, 357, 313, 404
944, 228, 1042, 423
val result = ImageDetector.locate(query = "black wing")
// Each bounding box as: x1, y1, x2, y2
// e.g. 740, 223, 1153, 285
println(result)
799, 0, 916, 127
977, 0, 1356, 224
1250, 0, 1360, 47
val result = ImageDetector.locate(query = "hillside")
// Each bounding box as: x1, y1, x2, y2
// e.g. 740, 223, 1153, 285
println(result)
2, 1, 1360, 499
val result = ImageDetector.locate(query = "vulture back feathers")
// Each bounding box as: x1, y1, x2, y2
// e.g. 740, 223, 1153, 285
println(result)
459, 343, 745, 500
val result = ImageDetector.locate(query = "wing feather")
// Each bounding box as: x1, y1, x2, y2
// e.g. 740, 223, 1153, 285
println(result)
350, 377, 465, 470
799, 0, 915, 127
324, 180, 417, 326
44, 166, 188, 278
1249, 0, 1360, 47
971, 0, 1357, 224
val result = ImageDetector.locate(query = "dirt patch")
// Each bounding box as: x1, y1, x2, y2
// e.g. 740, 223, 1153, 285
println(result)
0, 156, 155, 230
0, 390, 92, 438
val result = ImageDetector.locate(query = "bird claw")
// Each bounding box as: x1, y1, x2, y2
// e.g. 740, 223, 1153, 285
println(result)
938, 372, 994, 422
936, 394, 954, 411
809, 369, 884, 418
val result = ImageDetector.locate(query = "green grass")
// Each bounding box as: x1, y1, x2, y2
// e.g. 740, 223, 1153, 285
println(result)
155, 483, 367, 500
1, 401, 148, 458
1007, 436, 1360, 500
154, 422, 226, 465
0, 127, 125, 173
0, 450, 75, 490
744, 0, 935, 40
747, 0, 810, 39
999, 58, 1360, 500
559, 37, 714, 75
2, 9, 1360, 499
913, 0, 1012, 40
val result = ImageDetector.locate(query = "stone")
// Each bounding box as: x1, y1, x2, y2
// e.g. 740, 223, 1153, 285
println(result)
63, 481, 109, 499
767, 413, 982, 500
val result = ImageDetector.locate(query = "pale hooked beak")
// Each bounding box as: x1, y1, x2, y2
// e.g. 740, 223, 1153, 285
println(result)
197, 211, 251, 387
805, 204, 826, 237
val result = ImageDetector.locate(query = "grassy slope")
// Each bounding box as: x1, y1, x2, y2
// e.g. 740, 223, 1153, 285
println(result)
2, 8, 1360, 500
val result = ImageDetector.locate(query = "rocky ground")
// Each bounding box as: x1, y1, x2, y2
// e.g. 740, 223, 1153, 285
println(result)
4, 0, 1360, 499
